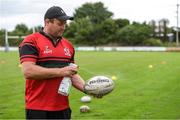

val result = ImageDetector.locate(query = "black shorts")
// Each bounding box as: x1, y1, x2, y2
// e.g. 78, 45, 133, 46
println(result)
26, 108, 71, 119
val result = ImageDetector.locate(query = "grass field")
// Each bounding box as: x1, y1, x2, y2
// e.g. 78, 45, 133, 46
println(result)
0, 51, 180, 119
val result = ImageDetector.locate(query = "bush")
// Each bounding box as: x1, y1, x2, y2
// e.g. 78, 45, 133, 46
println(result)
143, 38, 163, 46
116, 24, 152, 46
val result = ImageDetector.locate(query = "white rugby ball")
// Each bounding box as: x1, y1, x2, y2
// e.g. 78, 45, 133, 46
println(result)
80, 105, 90, 113
86, 75, 114, 95
80, 95, 91, 103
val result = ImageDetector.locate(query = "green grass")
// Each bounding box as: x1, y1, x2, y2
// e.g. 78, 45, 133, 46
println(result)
0, 51, 180, 119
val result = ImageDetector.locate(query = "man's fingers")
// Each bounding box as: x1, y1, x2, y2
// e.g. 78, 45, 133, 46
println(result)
72, 70, 77, 75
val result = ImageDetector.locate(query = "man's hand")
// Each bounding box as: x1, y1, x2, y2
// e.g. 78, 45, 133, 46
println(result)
61, 65, 78, 77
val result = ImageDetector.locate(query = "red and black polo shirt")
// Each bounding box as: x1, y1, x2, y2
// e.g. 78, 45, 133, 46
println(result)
19, 31, 75, 111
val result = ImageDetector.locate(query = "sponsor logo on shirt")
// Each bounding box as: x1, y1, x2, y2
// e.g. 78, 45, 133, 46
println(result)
43, 46, 52, 54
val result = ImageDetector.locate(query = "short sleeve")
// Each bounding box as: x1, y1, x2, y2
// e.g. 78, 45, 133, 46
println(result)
19, 36, 39, 63
70, 48, 75, 63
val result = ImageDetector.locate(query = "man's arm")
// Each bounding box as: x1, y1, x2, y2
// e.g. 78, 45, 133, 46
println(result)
21, 62, 78, 80
71, 74, 85, 92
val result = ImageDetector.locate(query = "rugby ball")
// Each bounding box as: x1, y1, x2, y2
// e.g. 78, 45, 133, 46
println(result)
80, 95, 91, 103
80, 105, 90, 113
86, 76, 114, 96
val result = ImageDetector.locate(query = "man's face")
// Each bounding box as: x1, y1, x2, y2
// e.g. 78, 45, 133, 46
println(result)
45, 18, 67, 38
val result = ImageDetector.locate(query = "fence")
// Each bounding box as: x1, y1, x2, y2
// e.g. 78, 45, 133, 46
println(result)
1, 46, 180, 52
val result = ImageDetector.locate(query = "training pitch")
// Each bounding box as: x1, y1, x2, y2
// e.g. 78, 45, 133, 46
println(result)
0, 51, 180, 119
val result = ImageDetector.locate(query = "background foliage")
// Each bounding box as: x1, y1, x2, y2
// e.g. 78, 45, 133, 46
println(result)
0, 2, 178, 46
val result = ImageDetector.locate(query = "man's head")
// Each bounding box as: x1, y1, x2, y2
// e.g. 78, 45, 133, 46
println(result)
44, 6, 73, 38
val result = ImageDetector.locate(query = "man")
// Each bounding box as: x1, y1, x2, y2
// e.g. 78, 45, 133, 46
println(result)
19, 6, 86, 119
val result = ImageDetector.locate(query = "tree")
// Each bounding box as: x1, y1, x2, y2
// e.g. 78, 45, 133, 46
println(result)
3, 24, 31, 46
64, 2, 115, 45
63, 22, 77, 41
75, 18, 94, 45
29, 25, 42, 33
99, 18, 117, 44
0, 29, 5, 46
116, 24, 152, 46
115, 18, 130, 29
12, 23, 30, 36
68, 17, 95, 45
73, 2, 113, 24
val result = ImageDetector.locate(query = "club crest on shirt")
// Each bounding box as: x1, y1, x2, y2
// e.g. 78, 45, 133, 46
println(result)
43, 46, 52, 54
64, 47, 71, 57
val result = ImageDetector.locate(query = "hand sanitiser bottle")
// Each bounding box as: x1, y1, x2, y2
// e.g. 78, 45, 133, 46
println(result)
58, 63, 77, 96
58, 76, 71, 96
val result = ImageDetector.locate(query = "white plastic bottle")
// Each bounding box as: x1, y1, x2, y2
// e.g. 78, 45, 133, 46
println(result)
58, 76, 72, 96
58, 63, 77, 96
